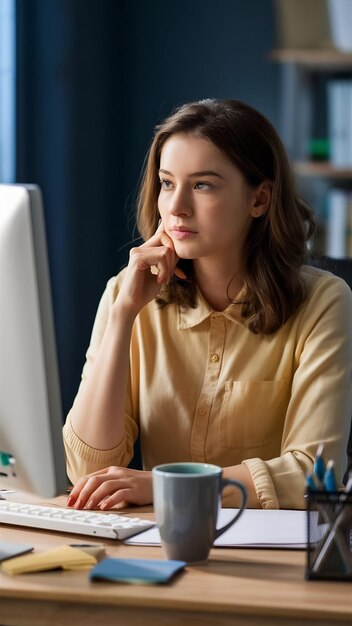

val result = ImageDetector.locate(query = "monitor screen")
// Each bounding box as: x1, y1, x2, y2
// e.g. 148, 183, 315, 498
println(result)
0, 184, 67, 497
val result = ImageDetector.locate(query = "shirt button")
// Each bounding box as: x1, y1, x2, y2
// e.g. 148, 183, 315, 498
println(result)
198, 408, 206, 416
210, 353, 219, 363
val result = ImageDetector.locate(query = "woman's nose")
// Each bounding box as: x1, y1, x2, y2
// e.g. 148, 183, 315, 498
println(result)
169, 187, 192, 217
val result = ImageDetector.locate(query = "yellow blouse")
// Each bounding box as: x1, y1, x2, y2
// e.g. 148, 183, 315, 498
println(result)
63, 265, 352, 509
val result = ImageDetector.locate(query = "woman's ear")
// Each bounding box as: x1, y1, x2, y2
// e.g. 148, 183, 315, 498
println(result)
249, 181, 272, 218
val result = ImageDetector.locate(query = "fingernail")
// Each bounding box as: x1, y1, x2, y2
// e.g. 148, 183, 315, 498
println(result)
74, 498, 83, 509
67, 495, 74, 507
100, 501, 108, 510
174, 267, 187, 280
86, 500, 94, 510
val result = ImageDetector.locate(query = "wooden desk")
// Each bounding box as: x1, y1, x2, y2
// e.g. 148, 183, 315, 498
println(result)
1, 495, 352, 626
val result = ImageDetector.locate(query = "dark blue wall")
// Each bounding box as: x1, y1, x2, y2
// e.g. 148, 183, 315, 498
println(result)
16, 0, 279, 416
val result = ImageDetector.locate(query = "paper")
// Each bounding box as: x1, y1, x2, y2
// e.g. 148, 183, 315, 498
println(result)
1, 544, 97, 575
90, 557, 186, 584
125, 508, 308, 549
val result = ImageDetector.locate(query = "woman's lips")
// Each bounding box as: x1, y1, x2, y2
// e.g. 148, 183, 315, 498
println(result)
170, 228, 197, 240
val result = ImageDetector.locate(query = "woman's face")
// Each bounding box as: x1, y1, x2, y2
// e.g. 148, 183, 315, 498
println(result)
158, 133, 257, 267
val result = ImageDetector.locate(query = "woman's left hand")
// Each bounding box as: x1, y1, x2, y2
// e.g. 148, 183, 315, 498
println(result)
66, 466, 153, 510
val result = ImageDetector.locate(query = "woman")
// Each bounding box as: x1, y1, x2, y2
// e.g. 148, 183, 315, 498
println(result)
63, 99, 352, 511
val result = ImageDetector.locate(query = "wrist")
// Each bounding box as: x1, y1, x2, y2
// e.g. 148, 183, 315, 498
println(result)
109, 298, 137, 328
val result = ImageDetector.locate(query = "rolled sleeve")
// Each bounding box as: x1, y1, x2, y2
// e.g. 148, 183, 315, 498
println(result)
63, 413, 137, 484
242, 458, 280, 509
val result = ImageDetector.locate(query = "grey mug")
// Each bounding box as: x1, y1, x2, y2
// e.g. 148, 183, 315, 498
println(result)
152, 462, 247, 563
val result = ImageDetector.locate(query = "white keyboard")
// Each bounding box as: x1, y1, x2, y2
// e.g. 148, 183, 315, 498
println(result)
0, 500, 155, 540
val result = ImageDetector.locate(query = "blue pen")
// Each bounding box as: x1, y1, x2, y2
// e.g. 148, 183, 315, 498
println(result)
323, 459, 338, 492
306, 473, 318, 491
313, 443, 326, 487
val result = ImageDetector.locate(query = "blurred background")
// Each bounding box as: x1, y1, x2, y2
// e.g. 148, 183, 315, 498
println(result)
1, 0, 351, 419
0, 0, 280, 415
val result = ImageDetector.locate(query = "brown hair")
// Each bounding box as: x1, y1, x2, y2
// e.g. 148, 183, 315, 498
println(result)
136, 99, 315, 334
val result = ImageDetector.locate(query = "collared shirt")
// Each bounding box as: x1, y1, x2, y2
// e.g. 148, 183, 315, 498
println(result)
63, 265, 352, 509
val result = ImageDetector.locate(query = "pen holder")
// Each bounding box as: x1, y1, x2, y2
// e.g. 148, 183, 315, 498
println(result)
306, 489, 352, 581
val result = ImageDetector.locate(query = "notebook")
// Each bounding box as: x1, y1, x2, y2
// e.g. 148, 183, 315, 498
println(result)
125, 508, 308, 549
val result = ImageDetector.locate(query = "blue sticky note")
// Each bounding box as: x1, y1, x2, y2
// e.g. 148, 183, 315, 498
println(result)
90, 557, 186, 584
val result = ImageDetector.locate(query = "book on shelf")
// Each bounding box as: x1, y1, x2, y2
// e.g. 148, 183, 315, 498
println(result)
274, 0, 352, 52
326, 188, 352, 257
274, 0, 333, 50
327, 80, 352, 167
327, 0, 352, 52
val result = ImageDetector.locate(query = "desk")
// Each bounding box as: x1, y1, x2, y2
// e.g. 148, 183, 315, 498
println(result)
1, 494, 352, 626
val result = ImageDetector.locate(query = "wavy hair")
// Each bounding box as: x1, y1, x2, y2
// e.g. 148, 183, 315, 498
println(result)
136, 99, 315, 334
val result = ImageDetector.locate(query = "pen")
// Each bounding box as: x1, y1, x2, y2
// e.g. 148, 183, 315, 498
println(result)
323, 460, 338, 492
313, 443, 326, 487
306, 473, 318, 491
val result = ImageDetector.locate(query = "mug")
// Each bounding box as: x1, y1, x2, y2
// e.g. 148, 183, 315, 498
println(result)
152, 462, 247, 563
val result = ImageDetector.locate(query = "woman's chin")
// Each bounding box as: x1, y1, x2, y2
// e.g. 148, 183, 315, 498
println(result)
173, 243, 199, 260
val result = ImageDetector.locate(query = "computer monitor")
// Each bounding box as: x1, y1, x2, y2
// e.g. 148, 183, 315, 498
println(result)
0, 184, 67, 497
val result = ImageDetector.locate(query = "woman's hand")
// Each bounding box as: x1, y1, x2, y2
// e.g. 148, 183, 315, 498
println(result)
116, 223, 179, 317
66, 467, 153, 510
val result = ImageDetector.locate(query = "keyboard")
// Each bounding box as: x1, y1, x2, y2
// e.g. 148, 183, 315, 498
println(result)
0, 500, 155, 540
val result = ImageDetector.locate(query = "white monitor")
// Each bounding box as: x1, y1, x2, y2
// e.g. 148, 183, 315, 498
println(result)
0, 184, 67, 497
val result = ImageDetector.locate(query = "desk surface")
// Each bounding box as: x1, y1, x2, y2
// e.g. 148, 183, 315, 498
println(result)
1, 493, 352, 626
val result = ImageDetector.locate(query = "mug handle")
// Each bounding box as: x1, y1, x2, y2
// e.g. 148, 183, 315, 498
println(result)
214, 479, 247, 539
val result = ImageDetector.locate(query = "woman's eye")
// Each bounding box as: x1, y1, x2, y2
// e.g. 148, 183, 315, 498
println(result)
195, 182, 211, 190
159, 178, 173, 189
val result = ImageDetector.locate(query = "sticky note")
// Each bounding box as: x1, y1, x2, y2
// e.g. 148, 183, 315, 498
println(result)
1, 545, 96, 575
90, 557, 186, 584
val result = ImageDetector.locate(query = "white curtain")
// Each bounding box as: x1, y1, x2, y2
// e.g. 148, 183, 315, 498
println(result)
0, 0, 15, 183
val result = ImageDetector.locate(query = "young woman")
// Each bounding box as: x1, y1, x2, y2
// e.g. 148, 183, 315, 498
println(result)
63, 99, 352, 511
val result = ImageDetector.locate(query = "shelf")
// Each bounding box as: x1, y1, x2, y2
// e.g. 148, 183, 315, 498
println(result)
293, 162, 352, 180
273, 43, 352, 257
271, 48, 352, 70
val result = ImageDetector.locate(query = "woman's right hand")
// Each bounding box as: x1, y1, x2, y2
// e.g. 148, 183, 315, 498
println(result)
116, 222, 179, 316
67, 466, 153, 510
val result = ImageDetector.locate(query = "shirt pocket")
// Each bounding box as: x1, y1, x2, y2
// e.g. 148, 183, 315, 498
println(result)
219, 378, 290, 449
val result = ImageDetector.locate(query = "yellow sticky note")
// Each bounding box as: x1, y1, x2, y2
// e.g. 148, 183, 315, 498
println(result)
1, 545, 96, 575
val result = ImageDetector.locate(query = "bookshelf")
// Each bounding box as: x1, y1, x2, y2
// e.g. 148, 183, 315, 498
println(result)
272, 48, 352, 257
294, 162, 352, 180
271, 48, 352, 69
